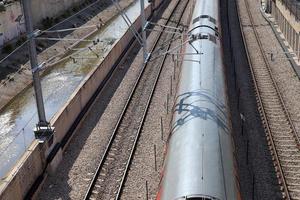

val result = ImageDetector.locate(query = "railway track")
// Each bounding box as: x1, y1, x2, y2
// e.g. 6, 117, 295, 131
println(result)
83, 0, 189, 199
239, 0, 300, 199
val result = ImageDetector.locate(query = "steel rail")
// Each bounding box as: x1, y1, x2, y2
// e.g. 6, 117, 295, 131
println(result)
237, 0, 297, 199
244, 0, 300, 148
115, 2, 189, 198
83, 0, 189, 199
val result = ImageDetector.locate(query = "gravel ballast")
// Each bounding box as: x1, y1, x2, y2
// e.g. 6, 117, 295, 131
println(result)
236, 0, 300, 198
119, 1, 193, 199
37, 1, 183, 199
38, 0, 294, 199
221, 0, 282, 199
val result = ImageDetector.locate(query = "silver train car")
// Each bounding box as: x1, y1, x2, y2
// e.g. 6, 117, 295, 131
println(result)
157, 0, 241, 199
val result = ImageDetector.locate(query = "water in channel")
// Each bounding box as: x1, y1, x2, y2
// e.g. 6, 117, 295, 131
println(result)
0, 0, 148, 180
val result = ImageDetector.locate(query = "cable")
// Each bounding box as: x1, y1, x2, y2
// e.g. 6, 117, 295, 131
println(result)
0, 36, 108, 157
35, 37, 100, 42
0, 40, 29, 66
42, 0, 102, 32
46, 40, 109, 66
149, 39, 190, 62
41, 24, 103, 33
150, 34, 182, 55
0, 84, 58, 161
0, 1, 112, 154
111, 0, 143, 44
148, 21, 183, 31
0, 0, 107, 66
0, 0, 102, 67
145, 28, 184, 35
0, 35, 106, 90
0, 66, 29, 91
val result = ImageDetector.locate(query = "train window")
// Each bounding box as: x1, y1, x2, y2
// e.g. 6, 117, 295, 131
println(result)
209, 35, 217, 44
193, 17, 200, 24
190, 32, 217, 44
214, 26, 219, 37
209, 17, 216, 24
199, 34, 209, 40
193, 15, 216, 25
199, 15, 209, 19
176, 195, 219, 200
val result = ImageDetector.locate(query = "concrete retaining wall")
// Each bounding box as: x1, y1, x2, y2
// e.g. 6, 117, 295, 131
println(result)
30, 0, 85, 26
0, 3, 152, 199
50, 4, 151, 150
273, 0, 300, 59
0, 2, 25, 46
0, 141, 44, 199
0, 0, 165, 46
0, 0, 86, 47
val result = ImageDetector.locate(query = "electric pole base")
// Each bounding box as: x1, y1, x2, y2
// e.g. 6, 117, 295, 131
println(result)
34, 125, 55, 141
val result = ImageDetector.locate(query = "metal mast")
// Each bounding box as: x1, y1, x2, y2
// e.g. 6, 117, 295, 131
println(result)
21, 0, 54, 139
140, 0, 148, 62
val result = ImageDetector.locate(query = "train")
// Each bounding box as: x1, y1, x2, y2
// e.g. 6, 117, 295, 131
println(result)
156, 0, 241, 199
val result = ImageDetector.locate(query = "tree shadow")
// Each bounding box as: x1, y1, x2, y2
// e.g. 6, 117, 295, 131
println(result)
170, 89, 229, 140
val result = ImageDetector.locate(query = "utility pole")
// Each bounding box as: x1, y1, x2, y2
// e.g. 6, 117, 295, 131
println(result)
22, 0, 54, 139
140, 0, 148, 63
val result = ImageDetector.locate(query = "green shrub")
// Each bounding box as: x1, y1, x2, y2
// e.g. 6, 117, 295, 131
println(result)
0, 5, 5, 12
37, 41, 46, 48
72, 6, 79, 12
42, 17, 54, 29
61, 10, 71, 18
54, 17, 60, 23
3, 44, 13, 54
16, 36, 26, 47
